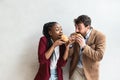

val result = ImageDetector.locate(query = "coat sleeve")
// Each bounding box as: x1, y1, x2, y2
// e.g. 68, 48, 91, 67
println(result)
57, 57, 67, 67
38, 37, 49, 64
82, 31, 106, 61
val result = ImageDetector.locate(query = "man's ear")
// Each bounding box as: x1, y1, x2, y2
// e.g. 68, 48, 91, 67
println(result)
86, 25, 90, 29
49, 31, 52, 36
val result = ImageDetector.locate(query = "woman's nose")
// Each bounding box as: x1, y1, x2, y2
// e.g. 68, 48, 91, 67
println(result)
60, 30, 63, 34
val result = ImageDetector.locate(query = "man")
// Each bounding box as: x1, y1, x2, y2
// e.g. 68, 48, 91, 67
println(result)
69, 15, 106, 80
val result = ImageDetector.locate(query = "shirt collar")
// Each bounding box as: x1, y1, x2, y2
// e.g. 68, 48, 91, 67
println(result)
85, 28, 92, 39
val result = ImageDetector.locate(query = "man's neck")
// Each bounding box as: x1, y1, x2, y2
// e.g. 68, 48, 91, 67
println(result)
84, 29, 90, 37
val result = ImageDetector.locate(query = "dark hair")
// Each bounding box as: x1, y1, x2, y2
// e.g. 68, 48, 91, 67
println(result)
42, 22, 58, 49
74, 15, 91, 27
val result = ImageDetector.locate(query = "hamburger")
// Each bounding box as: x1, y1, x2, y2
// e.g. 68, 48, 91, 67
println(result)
61, 34, 69, 42
70, 33, 83, 43
70, 32, 83, 38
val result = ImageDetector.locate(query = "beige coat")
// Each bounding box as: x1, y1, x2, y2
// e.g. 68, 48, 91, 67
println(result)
69, 29, 106, 80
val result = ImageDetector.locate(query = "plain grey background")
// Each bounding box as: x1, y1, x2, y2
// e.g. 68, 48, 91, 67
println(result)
0, 0, 120, 80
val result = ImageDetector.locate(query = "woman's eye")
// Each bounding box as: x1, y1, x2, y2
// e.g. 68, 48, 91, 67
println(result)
56, 28, 59, 31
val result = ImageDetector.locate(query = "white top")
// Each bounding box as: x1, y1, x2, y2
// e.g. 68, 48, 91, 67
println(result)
50, 46, 60, 70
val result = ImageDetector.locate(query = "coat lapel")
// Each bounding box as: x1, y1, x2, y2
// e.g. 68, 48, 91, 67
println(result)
86, 29, 96, 45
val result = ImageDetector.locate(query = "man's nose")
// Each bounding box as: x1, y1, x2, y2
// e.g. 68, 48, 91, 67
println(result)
75, 28, 79, 32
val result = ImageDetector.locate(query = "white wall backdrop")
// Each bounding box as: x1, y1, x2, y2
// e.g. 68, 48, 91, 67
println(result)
0, 0, 120, 80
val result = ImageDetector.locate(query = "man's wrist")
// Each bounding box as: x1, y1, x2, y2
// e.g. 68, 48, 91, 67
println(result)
81, 44, 86, 51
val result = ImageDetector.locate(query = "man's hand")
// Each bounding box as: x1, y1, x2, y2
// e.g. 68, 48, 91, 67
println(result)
76, 36, 86, 48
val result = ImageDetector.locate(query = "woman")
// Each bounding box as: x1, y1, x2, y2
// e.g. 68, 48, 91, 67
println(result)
34, 22, 70, 80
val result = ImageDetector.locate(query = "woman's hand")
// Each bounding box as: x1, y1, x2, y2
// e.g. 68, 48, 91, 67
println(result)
53, 39, 65, 48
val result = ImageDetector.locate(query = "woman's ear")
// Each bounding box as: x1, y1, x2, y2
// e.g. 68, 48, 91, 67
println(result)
49, 31, 52, 36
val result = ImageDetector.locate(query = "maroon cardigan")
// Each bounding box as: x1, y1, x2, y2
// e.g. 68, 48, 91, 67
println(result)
34, 36, 67, 80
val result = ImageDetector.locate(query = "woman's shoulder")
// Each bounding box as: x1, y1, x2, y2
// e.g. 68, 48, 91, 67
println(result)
40, 36, 48, 42
40, 36, 47, 39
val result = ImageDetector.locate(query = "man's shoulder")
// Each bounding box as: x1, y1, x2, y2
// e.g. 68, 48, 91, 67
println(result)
92, 29, 105, 37
91, 29, 106, 41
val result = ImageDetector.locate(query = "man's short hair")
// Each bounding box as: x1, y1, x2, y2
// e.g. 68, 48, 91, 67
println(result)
74, 15, 91, 27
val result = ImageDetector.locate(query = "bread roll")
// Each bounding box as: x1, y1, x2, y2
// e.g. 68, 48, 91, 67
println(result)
70, 33, 83, 38
61, 34, 69, 42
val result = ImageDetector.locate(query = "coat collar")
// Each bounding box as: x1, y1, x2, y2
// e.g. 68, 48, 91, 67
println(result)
86, 28, 96, 45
